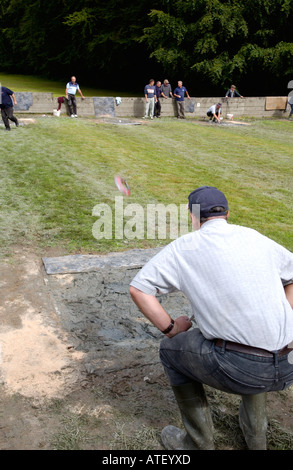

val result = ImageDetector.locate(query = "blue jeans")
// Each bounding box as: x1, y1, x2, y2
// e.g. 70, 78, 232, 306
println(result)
160, 327, 293, 395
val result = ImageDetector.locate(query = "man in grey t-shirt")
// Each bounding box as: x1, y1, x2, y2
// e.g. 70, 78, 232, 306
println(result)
161, 79, 173, 98
130, 186, 293, 450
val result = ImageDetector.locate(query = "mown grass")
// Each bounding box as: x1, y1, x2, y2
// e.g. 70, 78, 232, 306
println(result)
0, 72, 139, 97
0, 115, 292, 257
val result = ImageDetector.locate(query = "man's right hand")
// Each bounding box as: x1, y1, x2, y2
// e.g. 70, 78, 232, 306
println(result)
167, 315, 192, 337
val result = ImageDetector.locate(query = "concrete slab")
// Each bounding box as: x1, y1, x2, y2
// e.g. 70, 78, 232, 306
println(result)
42, 248, 162, 274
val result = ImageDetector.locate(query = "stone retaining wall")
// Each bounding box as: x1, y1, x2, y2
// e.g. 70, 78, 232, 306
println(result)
14, 92, 290, 119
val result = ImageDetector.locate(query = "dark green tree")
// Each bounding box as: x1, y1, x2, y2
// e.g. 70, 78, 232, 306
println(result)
1, 0, 292, 94
62, 0, 163, 87
140, 0, 293, 94
0, 0, 163, 90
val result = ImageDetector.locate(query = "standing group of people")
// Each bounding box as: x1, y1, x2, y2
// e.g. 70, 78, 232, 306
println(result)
3, 77, 293, 130
144, 80, 245, 121
144, 79, 191, 120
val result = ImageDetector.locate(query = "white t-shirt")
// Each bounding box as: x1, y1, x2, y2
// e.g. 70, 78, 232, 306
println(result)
66, 82, 79, 95
130, 219, 293, 351
208, 104, 221, 114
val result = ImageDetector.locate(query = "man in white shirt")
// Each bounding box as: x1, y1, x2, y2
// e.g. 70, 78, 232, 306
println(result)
65, 76, 85, 117
207, 103, 222, 122
129, 186, 293, 450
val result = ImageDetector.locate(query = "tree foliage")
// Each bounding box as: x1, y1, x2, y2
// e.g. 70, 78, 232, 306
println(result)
0, 0, 160, 89
0, 0, 292, 94
141, 0, 293, 93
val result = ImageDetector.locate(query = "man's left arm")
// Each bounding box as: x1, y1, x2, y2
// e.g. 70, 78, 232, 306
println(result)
78, 88, 85, 99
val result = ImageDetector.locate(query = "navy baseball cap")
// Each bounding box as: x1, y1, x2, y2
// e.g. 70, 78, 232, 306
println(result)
188, 186, 229, 218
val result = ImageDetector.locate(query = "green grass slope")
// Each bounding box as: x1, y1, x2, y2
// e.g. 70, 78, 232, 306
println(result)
0, 116, 292, 256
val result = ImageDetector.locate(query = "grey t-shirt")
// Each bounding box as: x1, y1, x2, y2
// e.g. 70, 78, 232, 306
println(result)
161, 84, 172, 97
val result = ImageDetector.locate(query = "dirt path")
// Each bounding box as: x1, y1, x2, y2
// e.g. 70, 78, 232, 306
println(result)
0, 247, 292, 450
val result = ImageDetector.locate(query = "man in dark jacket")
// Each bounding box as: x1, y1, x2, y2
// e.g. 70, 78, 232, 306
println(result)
225, 84, 244, 99
154, 81, 167, 118
0, 86, 19, 131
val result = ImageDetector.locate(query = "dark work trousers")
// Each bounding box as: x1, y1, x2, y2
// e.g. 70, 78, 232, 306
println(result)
155, 98, 161, 117
176, 101, 185, 118
1, 106, 18, 129
207, 110, 219, 121
67, 94, 77, 115
160, 327, 293, 394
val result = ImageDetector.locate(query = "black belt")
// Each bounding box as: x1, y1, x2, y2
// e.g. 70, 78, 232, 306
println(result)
215, 339, 293, 358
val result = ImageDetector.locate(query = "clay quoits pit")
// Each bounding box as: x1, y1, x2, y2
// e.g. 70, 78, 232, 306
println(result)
42, 248, 192, 376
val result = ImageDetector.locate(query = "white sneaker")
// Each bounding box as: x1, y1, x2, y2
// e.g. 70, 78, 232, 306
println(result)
71, 114, 75, 118
74, 114, 78, 118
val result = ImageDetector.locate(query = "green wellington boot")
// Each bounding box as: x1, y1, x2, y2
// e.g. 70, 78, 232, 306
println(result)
239, 393, 267, 450
161, 382, 215, 450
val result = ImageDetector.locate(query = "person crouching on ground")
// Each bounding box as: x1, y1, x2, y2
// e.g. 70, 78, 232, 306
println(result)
129, 185, 293, 450
207, 102, 222, 123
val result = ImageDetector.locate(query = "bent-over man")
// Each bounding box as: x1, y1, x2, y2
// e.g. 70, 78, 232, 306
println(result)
130, 185, 293, 450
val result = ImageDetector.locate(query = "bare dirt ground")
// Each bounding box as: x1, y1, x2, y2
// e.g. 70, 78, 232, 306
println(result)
0, 246, 292, 450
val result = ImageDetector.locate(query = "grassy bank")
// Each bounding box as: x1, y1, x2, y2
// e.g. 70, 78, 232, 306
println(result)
0, 72, 140, 97
0, 116, 292, 257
